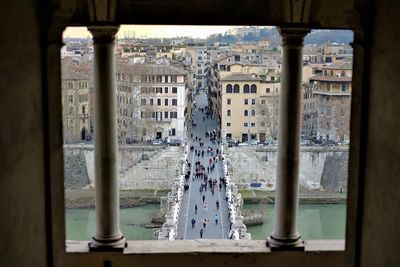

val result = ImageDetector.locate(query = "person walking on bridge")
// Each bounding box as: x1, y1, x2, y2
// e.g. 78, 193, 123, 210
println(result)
214, 214, 219, 225
191, 218, 196, 229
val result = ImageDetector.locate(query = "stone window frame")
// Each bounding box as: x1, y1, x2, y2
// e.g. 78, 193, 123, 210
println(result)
47, 9, 363, 267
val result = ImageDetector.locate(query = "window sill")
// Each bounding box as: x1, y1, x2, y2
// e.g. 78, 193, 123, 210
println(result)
66, 239, 344, 254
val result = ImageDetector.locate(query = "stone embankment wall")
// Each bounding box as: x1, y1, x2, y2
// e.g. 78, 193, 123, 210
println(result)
225, 146, 349, 192
64, 144, 182, 190
320, 152, 349, 192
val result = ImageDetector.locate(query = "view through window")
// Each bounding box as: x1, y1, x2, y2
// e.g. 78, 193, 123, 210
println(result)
62, 25, 353, 243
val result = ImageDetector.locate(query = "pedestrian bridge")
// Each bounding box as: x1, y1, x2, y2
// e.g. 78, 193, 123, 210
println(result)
154, 91, 251, 240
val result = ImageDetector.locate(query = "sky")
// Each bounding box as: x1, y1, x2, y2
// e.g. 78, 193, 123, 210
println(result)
63, 25, 235, 39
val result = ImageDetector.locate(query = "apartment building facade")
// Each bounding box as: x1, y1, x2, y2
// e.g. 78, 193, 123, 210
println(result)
61, 66, 92, 142
220, 73, 281, 142
116, 63, 189, 142
310, 61, 352, 142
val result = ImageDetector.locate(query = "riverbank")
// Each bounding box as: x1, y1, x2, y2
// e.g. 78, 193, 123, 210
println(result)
65, 189, 346, 208
239, 190, 347, 204
65, 189, 170, 208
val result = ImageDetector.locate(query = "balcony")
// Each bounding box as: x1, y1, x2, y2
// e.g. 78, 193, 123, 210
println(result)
313, 89, 351, 96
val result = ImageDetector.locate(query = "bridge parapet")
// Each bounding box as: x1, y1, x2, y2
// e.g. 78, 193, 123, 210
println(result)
155, 144, 189, 240
221, 145, 252, 240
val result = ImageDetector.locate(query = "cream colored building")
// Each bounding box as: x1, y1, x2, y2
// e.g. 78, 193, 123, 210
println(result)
116, 63, 190, 142
221, 73, 280, 142
61, 66, 92, 142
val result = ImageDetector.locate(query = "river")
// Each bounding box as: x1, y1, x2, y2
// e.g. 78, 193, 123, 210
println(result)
65, 203, 346, 240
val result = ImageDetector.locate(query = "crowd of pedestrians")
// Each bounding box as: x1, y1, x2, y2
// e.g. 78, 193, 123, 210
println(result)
180, 90, 230, 239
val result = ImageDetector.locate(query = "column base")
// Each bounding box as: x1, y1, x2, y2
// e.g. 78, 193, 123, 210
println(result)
89, 236, 127, 252
267, 236, 305, 251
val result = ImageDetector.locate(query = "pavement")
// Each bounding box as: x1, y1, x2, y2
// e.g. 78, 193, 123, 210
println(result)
176, 91, 230, 240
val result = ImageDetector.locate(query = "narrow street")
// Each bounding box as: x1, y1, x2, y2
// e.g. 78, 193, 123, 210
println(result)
176, 91, 230, 239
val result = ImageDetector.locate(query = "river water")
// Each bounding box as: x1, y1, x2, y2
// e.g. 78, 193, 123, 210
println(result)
66, 203, 346, 240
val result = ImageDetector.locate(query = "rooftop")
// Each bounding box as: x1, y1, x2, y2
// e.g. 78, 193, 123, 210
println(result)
324, 61, 353, 70
221, 73, 261, 82
117, 63, 187, 76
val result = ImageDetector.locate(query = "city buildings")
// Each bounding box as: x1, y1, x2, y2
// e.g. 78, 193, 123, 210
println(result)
61, 65, 93, 142
220, 73, 280, 142
185, 46, 211, 90
309, 60, 352, 142
116, 63, 190, 142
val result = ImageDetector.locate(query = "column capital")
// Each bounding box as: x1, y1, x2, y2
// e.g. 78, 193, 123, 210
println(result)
278, 27, 310, 46
88, 25, 120, 43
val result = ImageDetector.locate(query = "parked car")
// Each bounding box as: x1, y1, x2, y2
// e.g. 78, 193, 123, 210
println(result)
168, 139, 182, 146
227, 140, 238, 147
152, 139, 163, 145
249, 139, 260, 145
238, 141, 251, 147
301, 140, 311, 146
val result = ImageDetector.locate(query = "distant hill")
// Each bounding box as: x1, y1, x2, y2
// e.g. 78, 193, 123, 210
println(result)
305, 30, 353, 45
206, 28, 353, 46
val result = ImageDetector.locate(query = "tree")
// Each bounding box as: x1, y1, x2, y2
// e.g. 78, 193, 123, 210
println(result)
257, 94, 279, 140
332, 96, 351, 141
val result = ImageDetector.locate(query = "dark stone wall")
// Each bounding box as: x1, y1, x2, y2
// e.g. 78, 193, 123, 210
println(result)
321, 152, 349, 192
64, 150, 90, 189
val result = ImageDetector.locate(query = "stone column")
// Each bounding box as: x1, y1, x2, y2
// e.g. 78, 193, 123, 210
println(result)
88, 25, 126, 251
268, 27, 309, 250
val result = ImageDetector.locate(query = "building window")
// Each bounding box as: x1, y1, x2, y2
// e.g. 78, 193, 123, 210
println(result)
233, 84, 240, 93
156, 87, 162, 93
171, 76, 177, 83
251, 99, 256, 105
171, 128, 176, 136
165, 87, 169, 93
172, 87, 177, 94
164, 111, 169, 119
251, 110, 256, 116
227, 122, 231, 127
172, 99, 177, 106
227, 109, 231, 116
244, 84, 250, 93
164, 76, 169, 83
170, 111, 177, 118
151, 112, 155, 119
150, 99, 154, 105
165, 99, 169, 106
227, 99, 231, 105
251, 84, 257, 93
244, 110, 248, 116
226, 84, 233, 93
157, 99, 161, 106
244, 122, 248, 127
156, 76, 162, 82
251, 122, 256, 127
